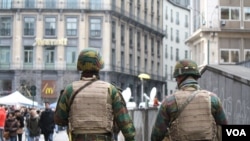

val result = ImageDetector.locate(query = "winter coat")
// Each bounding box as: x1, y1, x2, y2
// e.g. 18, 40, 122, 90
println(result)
39, 108, 55, 134
27, 116, 41, 136
4, 118, 19, 137
16, 115, 24, 128
0, 108, 6, 128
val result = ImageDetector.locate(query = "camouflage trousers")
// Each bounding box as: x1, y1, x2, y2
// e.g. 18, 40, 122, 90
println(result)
71, 133, 113, 141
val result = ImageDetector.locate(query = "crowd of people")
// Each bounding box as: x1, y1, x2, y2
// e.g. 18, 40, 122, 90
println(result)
0, 102, 61, 141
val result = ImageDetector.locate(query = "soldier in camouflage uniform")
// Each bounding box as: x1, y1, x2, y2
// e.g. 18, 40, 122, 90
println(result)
54, 48, 136, 141
151, 59, 228, 141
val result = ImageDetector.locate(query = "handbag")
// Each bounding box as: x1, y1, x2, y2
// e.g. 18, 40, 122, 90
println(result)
4, 131, 10, 139
17, 128, 23, 134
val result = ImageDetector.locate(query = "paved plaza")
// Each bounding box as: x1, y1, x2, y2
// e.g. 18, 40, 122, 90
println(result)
22, 130, 69, 141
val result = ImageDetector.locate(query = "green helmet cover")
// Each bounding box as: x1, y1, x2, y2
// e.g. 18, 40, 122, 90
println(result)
173, 59, 201, 78
77, 48, 104, 72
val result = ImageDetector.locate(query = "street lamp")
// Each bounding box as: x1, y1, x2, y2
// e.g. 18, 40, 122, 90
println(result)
138, 73, 150, 103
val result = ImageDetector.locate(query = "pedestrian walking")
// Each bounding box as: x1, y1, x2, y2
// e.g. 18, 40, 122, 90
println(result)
4, 112, 19, 141
15, 110, 24, 141
39, 102, 55, 141
151, 59, 228, 141
26, 109, 41, 141
54, 48, 136, 141
0, 105, 6, 141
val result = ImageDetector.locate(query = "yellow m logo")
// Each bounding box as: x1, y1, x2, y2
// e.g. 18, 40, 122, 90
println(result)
45, 88, 54, 95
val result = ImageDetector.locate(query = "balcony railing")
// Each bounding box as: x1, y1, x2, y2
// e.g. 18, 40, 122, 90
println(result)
2, 61, 77, 70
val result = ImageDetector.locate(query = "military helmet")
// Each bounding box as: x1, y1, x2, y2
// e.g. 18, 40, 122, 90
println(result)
77, 48, 104, 72
173, 59, 201, 78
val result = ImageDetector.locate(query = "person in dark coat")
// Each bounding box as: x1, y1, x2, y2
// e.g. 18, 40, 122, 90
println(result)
4, 112, 19, 141
15, 110, 25, 141
39, 102, 55, 141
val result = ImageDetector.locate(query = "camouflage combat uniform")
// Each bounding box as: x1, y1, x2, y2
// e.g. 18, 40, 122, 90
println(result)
54, 48, 136, 141
151, 59, 228, 141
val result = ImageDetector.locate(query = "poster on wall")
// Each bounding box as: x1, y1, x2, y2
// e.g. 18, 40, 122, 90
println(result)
41, 80, 57, 98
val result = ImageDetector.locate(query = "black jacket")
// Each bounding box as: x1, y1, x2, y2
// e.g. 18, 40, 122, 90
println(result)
39, 108, 55, 134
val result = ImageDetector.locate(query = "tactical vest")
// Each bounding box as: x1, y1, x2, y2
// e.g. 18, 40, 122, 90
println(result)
169, 90, 217, 141
69, 80, 113, 134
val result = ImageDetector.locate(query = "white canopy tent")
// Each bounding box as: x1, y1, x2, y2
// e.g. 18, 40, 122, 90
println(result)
0, 91, 38, 106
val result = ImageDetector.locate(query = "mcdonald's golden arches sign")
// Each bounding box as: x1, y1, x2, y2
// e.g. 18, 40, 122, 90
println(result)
41, 80, 56, 98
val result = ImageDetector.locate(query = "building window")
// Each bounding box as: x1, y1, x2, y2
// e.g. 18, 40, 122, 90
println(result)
121, 52, 124, 71
165, 64, 168, 79
221, 7, 240, 20
244, 49, 250, 60
45, 17, 56, 36
121, 24, 125, 44
129, 0, 133, 15
66, 17, 77, 36
145, 59, 147, 72
170, 46, 173, 60
151, 37, 154, 56
157, 40, 160, 57
157, 62, 161, 76
220, 49, 239, 64
24, 17, 35, 36
25, 0, 35, 8
170, 28, 173, 41
24, 46, 33, 63
0, 17, 11, 36
165, 6, 168, 20
90, 0, 102, 10
170, 9, 173, 22
129, 54, 133, 73
0, 80, 12, 94
144, 35, 148, 53
170, 66, 173, 80
185, 15, 188, 27
44, 46, 55, 63
165, 25, 168, 38
111, 49, 116, 67
1, 0, 11, 9
45, 0, 56, 8
137, 0, 140, 19
151, 15, 154, 24
185, 50, 188, 59
176, 48, 179, 61
66, 47, 77, 64
144, 8, 147, 22
244, 7, 250, 20
90, 18, 101, 37
176, 12, 179, 25
129, 27, 133, 47
137, 31, 141, 51
165, 45, 168, 59
121, 0, 125, 12
176, 30, 179, 43
112, 21, 116, 41
67, 0, 78, 9
137, 56, 140, 71
0, 46, 10, 64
